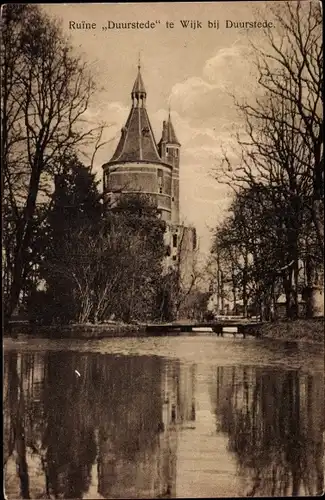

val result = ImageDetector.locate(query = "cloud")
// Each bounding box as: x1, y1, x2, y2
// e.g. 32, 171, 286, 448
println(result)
169, 43, 254, 123
161, 49, 253, 251
203, 45, 249, 84
82, 101, 130, 177
152, 108, 219, 147
170, 77, 217, 112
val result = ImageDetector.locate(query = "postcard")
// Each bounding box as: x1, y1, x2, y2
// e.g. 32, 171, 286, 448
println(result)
3, 2, 324, 498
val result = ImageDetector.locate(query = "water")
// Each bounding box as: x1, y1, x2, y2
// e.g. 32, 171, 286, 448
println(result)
3, 334, 325, 498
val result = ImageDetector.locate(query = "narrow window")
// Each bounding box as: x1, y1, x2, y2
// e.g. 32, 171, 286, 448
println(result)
158, 169, 163, 192
173, 234, 177, 248
193, 228, 197, 250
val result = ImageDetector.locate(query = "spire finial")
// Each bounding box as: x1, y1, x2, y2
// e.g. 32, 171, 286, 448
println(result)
131, 54, 146, 106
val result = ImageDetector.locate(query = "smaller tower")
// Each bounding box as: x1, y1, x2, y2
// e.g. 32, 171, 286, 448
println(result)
158, 111, 181, 224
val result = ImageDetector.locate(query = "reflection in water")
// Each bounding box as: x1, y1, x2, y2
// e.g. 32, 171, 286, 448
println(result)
3, 349, 324, 498
3, 352, 196, 499
210, 366, 324, 497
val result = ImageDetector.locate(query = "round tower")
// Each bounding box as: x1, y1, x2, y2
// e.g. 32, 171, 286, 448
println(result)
102, 64, 173, 221
158, 111, 181, 225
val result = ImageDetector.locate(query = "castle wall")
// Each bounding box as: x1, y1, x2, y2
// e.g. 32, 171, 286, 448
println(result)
172, 176, 180, 225
163, 224, 197, 285
103, 161, 173, 221
159, 144, 180, 225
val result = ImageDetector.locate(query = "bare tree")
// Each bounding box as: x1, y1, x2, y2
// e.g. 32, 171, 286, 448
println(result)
211, 187, 291, 319
41, 201, 167, 325
254, 1, 323, 257
2, 5, 101, 324
213, 1, 323, 317
44, 222, 138, 324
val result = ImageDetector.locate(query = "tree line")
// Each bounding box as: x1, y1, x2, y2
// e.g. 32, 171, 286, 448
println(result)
209, 1, 323, 319
2, 4, 205, 326
2, 4, 100, 325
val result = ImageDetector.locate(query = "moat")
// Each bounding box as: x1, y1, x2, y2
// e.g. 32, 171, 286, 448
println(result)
4, 335, 324, 498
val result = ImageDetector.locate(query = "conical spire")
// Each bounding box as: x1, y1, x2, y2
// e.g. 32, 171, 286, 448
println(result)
165, 110, 180, 145
131, 57, 146, 106
109, 62, 161, 163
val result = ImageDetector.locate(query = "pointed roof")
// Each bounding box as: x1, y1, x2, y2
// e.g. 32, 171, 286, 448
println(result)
166, 112, 180, 145
132, 65, 146, 95
109, 107, 161, 163
109, 66, 161, 163
159, 112, 180, 147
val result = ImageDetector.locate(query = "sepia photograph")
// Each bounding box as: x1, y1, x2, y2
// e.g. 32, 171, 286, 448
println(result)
2, 1, 324, 498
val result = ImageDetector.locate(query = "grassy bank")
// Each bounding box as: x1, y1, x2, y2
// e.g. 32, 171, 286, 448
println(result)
5, 318, 324, 344
260, 318, 324, 344
5, 321, 147, 339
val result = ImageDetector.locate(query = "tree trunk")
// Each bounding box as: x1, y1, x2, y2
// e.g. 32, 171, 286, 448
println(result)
283, 268, 295, 319
292, 256, 299, 319
220, 271, 225, 314
231, 263, 236, 314
312, 199, 324, 259
216, 255, 221, 315
243, 251, 248, 317
5, 163, 42, 325
270, 281, 276, 322
312, 146, 324, 259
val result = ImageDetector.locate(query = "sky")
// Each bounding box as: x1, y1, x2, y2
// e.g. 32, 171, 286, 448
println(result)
43, 1, 290, 255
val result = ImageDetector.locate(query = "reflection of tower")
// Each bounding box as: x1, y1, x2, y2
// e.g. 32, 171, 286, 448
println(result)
155, 361, 198, 497
97, 355, 178, 499
161, 361, 197, 427
158, 362, 179, 498
178, 363, 196, 424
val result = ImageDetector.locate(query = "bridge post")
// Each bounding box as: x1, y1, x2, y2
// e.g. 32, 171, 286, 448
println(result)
212, 325, 223, 337
237, 325, 247, 338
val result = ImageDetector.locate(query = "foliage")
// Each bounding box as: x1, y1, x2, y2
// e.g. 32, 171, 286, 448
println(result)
31, 186, 167, 324
2, 4, 99, 324
29, 158, 101, 323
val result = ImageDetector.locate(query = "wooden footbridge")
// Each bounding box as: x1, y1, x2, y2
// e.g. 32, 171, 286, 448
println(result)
146, 319, 264, 338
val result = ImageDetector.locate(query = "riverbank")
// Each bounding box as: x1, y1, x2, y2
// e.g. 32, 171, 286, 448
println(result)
260, 318, 324, 344
5, 318, 324, 344
5, 321, 147, 339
